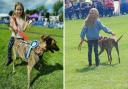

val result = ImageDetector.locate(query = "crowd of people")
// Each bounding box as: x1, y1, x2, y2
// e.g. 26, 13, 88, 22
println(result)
30, 17, 63, 29
65, 0, 115, 19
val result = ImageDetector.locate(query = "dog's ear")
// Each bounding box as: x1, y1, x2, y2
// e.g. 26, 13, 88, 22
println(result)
41, 35, 45, 40
40, 35, 48, 42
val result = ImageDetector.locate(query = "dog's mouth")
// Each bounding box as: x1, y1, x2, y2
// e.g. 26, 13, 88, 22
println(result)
48, 45, 59, 53
50, 48, 59, 53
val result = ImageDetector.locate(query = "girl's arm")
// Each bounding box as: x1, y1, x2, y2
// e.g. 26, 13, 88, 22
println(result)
78, 26, 88, 50
23, 20, 32, 31
23, 16, 32, 31
80, 25, 87, 40
97, 20, 113, 34
9, 17, 18, 34
23, 21, 29, 31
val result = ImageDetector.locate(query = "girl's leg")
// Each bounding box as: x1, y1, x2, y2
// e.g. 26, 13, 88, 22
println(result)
6, 37, 15, 66
94, 40, 99, 66
88, 40, 93, 66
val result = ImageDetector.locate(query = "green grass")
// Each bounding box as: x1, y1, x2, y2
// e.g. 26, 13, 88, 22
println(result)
65, 15, 128, 89
0, 24, 63, 89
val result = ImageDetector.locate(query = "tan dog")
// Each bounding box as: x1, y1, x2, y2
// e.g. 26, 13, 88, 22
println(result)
78, 35, 123, 65
98, 35, 123, 65
12, 35, 59, 89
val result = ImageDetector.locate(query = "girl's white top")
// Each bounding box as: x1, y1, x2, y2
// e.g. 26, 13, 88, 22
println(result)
10, 17, 25, 38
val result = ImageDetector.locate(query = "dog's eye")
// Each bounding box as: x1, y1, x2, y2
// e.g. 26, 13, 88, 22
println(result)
51, 40, 56, 44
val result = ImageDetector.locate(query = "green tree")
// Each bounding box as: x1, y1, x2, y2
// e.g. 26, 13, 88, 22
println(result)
59, 12, 63, 22
36, 5, 48, 15
45, 12, 50, 22
25, 9, 38, 15
9, 10, 13, 16
25, 9, 30, 14
53, 0, 63, 16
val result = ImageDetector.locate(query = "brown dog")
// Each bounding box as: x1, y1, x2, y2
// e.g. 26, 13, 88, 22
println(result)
78, 35, 123, 65
98, 35, 123, 65
12, 35, 59, 89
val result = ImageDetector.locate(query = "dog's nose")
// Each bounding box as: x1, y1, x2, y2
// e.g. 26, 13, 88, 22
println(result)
56, 47, 59, 51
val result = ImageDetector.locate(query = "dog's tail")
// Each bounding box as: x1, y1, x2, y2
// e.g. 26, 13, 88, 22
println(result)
117, 35, 123, 42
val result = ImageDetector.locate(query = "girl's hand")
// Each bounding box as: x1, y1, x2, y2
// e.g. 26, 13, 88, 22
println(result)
78, 39, 87, 50
78, 41, 82, 51
23, 20, 33, 31
27, 20, 33, 25
29, 20, 33, 24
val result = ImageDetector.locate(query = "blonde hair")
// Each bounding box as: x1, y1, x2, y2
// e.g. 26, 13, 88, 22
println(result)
12, 2, 25, 19
85, 8, 99, 27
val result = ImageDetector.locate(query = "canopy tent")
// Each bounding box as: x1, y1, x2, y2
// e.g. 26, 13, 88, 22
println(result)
29, 13, 39, 18
0, 13, 9, 24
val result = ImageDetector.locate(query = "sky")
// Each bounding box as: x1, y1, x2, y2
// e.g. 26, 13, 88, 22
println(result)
0, 0, 59, 14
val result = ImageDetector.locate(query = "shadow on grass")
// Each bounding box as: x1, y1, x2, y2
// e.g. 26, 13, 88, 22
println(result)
100, 61, 119, 67
76, 65, 96, 73
15, 61, 28, 67
76, 62, 119, 73
30, 58, 63, 87
1, 55, 63, 89
5, 57, 63, 88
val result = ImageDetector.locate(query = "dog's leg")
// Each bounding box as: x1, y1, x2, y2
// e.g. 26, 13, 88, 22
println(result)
12, 61, 15, 73
106, 50, 111, 65
108, 49, 112, 65
98, 48, 104, 56
12, 48, 16, 73
27, 65, 32, 89
115, 44, 120, 63
109, 51, 112, 65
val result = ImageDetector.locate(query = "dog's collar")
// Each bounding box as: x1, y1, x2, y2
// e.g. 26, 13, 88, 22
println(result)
33, 45, 46, 56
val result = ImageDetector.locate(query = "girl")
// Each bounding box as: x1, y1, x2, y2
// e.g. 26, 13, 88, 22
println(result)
6, 2, 30, 66
78, 8, 115, 67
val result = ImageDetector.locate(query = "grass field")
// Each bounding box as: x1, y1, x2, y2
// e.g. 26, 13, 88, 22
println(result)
0, 25, 63, 89
65, 15, 128, 89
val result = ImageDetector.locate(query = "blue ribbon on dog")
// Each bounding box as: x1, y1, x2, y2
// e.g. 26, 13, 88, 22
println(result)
25, 40, 39, 60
